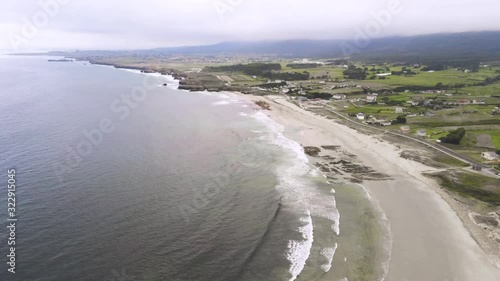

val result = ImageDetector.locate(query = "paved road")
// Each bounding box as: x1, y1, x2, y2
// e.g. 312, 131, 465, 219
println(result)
323, 105, 499, 177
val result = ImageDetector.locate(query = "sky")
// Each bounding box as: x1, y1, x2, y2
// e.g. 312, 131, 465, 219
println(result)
1, 0, 499, 52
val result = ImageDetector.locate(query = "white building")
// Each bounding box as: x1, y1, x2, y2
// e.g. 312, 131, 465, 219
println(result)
332, 94, 347, 100
366, 95, 377, 102
416, 129, 427, 137
400, 126, 410, 132
481, 152, 499, 161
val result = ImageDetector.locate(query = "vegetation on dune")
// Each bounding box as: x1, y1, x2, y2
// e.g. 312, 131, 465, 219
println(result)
430, 171, 500, 206
433, 155, 470, 167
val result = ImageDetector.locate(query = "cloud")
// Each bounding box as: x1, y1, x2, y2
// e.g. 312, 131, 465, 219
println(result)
1, 0, 499, 52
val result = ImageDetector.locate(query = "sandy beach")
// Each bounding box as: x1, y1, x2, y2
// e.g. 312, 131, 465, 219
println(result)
239, 94, 500, 281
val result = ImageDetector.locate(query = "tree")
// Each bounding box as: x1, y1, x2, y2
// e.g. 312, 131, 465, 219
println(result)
395, 115, 407, 124
440, 128, 466, 144
343, 67, 367, 80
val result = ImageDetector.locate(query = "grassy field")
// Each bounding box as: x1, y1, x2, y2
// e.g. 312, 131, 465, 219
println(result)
433, 154, 470, 167
365, 67, 498, 87
430, 171, 500, 206
459, 83, 500, 98
341, 105, 401, 119
461, 129, 500, 149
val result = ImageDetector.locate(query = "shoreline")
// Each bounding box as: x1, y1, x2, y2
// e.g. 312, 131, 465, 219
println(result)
74, 59, 500, 279
236, 94, 500, 280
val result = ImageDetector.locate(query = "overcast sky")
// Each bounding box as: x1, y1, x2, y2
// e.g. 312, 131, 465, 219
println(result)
1, 0, 499, 52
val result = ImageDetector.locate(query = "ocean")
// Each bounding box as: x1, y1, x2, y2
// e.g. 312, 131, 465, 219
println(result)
0, 55, 385, 281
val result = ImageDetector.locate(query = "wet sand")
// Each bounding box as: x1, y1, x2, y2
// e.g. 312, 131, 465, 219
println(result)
239, 94, 500, 281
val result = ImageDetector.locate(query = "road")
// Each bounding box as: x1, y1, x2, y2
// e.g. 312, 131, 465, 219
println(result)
323, 105, 499, 177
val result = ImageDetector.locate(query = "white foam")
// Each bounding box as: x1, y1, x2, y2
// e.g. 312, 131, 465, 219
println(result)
287, 210, 314, 281
308, 169, 320, 177
201, 91, 232, 99
212, 97, 243, 106
115, 68, 180, 89
320, 243, 338, 272
377, 206, 393, 281
356, 183, 372, 200
331, 195, 341, 235
212, 100, 231, 106
248, 111, 342, 279
238, 112, 249, 117
119, 68, 142, 74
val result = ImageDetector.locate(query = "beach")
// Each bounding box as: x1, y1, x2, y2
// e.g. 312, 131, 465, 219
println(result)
2, 54, 499, 280
238, 94, 500, 281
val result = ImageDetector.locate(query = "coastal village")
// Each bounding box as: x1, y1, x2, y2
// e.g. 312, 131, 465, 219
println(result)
196, 59, 500, 169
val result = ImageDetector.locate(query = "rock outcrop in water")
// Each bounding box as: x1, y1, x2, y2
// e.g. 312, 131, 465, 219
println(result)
303, 146, 321, 156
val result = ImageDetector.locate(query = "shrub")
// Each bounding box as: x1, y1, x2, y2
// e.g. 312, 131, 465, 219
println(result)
440, 128, 466, 144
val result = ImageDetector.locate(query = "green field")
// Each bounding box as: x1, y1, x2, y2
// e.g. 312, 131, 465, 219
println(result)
430, 171, 500, 206
364, 67, 499, 87
459, 83, 500, 98
462, 129, 500, 149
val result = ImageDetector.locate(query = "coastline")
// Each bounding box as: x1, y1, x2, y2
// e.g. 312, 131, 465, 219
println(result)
236, 94, 500, 280
76, 59, 500, 279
